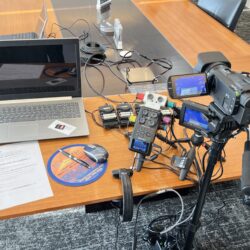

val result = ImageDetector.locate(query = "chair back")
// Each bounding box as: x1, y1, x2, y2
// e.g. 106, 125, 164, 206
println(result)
197, 0, 247, 31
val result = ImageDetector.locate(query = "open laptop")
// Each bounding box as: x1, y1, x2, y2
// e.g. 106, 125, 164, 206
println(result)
0, 0, 48, 40
0, 38, 89, 144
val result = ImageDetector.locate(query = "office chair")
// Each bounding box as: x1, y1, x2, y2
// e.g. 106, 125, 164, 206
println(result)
196, 0, 247, 31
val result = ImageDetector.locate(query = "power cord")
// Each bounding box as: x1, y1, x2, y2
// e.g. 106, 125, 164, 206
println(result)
82, 54, 140, 104
47, 19, 90, 40
132, 189, 184, 250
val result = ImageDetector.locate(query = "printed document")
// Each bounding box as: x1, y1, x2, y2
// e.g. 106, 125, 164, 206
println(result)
0, 141, 53, 210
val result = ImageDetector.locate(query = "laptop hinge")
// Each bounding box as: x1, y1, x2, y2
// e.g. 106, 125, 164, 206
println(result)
0, 96, 73, 105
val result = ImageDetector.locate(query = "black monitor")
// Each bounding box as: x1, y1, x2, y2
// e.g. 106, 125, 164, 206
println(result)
0, 38, 81, 100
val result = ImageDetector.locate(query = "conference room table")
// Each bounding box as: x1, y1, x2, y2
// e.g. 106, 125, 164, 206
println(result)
0, 0, 249, 219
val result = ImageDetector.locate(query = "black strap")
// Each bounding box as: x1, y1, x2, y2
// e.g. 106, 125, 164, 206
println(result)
112, 169, 134, 222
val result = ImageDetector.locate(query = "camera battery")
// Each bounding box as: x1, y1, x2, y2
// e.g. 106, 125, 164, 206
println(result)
116, 103, 133, 126
99, 104, 119, 128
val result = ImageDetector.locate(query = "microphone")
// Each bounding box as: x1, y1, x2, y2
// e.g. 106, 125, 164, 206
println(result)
241, 141, 250, 195
179, 147, 196, 181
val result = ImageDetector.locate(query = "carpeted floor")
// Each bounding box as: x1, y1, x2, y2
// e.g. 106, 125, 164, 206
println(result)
1, 181, 250, 249
235, 9, 250, 43
0, 6, 250, 250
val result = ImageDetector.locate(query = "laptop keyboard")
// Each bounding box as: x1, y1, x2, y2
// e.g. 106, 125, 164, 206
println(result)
0, 102, 81, 123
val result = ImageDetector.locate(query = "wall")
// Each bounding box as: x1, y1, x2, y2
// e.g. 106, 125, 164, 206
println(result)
247, 0, 250, 8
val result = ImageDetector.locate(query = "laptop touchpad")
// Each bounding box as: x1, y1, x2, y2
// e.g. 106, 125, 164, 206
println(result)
8, 123, 39, 139
0, 126, 8, 140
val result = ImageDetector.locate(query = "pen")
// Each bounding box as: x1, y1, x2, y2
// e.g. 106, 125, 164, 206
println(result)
59, 149, 90, 168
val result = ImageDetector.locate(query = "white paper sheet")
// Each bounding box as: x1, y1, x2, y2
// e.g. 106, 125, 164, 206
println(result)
0, 141, 53, 210
0, 64, 44, 80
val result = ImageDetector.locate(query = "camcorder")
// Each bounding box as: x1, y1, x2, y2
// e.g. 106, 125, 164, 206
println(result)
168, 52, 250, 136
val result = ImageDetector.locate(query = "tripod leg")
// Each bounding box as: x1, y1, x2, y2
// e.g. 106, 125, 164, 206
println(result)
184, 142, 225, 250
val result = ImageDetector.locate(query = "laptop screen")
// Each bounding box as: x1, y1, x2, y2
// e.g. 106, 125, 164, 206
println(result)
0, 38, 81, 101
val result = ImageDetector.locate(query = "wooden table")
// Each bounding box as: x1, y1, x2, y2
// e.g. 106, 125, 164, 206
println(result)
0, 0, 249, 219
132, 0, 250, 72
0, 94, 194, 219
0, 0, 60, 37
0, 93, 246, 219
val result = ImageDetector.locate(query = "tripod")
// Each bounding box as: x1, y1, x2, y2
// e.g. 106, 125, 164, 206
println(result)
184, 129, 232, 250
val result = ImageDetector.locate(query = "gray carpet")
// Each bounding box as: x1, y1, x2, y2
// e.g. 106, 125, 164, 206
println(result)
0, 6, 250, 250
235, 10, 250, 43
1, 181, 250, 249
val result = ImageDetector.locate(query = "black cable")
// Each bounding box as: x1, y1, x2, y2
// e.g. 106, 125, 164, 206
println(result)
143, 160, 198, 184
132, 191, 172, 250
206, 201, 226, 228
201, 187, 227, 229
148, 214, 176, 228
83, 54, 122, 103
103, 46, 173, 85
83, 54, 138, 104
102, 61, 128, 85
149, 144, 163, 161
91, 109, 103, 128
47, 23, 79, 38
115, 59, 142, 71
211, 157, 224, 181
137, 53, 173, 82
47, 19, 90, 40
201, 149, 209, 173
162, 127, 175, 154
160, 152, 172, 160
170, 121, 187, 155
86, 64, 106, 94
85, 109, 91, 114
201, 146, 224, 181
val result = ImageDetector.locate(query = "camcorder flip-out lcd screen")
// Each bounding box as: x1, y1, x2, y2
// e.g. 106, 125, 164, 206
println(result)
168, 73, 209, 99
180, 101, 210, 132
183, 108, 209, 131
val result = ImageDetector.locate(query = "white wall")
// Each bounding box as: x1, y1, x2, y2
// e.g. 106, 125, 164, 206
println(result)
247, 0, 250, 8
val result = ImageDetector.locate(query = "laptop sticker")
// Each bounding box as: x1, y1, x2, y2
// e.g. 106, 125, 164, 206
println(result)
48, 120, 76, 135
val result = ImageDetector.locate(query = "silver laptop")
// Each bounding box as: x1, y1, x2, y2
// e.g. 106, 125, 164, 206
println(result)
0, 38, 89, 144
0, 0, 48, 40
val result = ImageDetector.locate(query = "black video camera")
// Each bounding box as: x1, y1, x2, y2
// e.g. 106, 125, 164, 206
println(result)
168, 52, 250, 134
